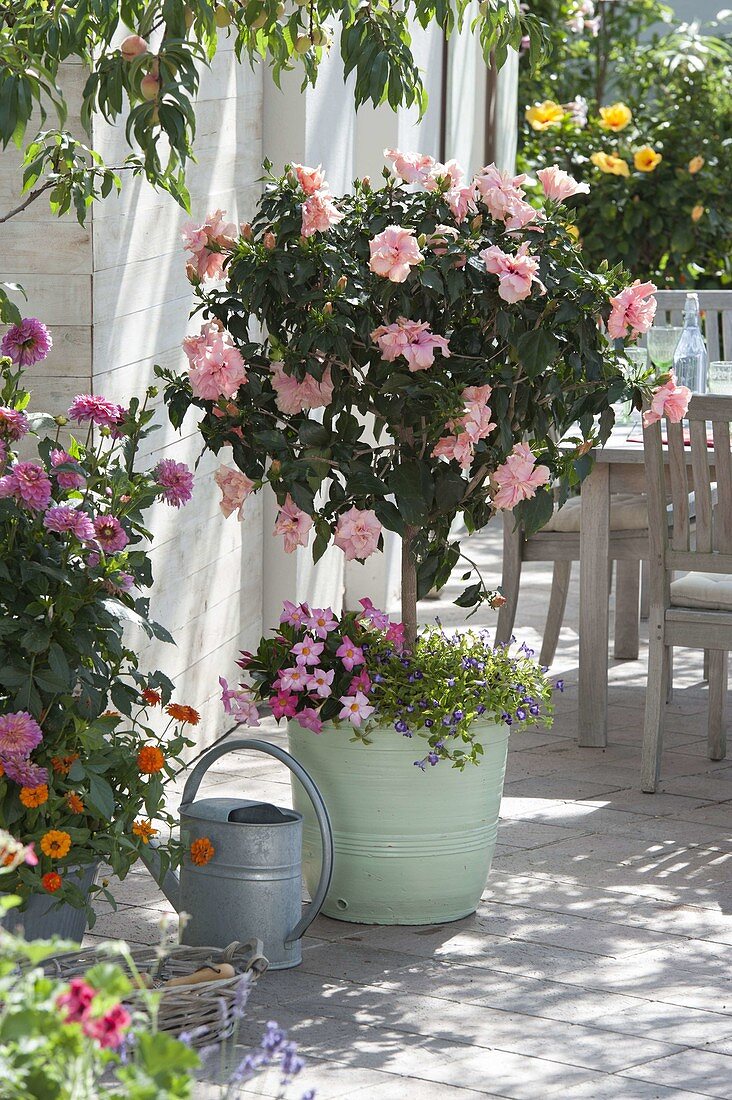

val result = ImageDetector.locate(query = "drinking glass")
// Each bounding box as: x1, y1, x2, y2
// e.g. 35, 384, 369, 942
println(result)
646, 326, 683, 372
708, 362, 732, 395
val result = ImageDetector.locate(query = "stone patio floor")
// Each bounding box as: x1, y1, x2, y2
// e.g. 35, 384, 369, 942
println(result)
86, 519, 732, 1099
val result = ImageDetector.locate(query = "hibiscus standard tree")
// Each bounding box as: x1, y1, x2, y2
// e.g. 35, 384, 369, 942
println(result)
159, 153, 675, 646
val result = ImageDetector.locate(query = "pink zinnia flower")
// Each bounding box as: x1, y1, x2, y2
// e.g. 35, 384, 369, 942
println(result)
1, 317, 52, 366
279, 665, 310, 692
0, 461, 53, 510
492, 442, 551, 510
358, 597, 390, 631
334, 506, 382, 561
338, 691, 375, 727
368, 226, 424, 283
291, 635, 324, 666
537, 166, 590, 202
336, 636, 364, 672
480, 242, 543, 304
219, 677, 260, 726
181, 209, 236, 281
214, 465, 255, 521
292, 163, 327, 195
296, 707, 323, 733
607, 281, 657, 340
57, 978, 96, 1024
371, 318, 450, 372
383, 149, 435, 185
50, 449, 86, 490
280, 600, 310, 628
307, 668, 334, 698
270, 362, 334, 414
43, 505, 95, 541
0, 406, 29, 441
83, 1003, 131, 1050
183, 322, 248, 400
154, 458, 194, 508
93, 515, 129, 553
273, 495, 313, 553
643, 372, 692, 427
271, 690, 299, 719
301, 191, 344, 237
0, 711, 43, 756
3, 756, 48, 787
306, 607, 338, 639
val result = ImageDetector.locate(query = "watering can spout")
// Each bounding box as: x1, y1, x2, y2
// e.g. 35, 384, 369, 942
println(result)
137, 838, 181, 910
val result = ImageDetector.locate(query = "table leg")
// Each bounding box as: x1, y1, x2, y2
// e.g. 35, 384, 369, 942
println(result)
579, 462, 610, 747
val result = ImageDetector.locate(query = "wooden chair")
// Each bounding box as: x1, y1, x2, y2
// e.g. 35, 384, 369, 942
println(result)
641, 394, 732, 792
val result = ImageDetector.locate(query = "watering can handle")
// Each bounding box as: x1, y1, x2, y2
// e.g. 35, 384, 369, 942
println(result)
180, 735, 334, 944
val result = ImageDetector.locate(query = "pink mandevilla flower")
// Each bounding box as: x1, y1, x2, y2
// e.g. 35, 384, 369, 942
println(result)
371, 318, 450, 372
0, 406, 29, 441
273, 495, 313, 553
349, 669, 372, 695
219, 677, 260, 725
368, 226, 424, 283
643, 372, 692, 427
279, 665, 310, 692
279, 600, 310, 628
270, 690, 298, 719
480, 242, 543, 304
181, 209, 236, 280
0, 711, 43, 757
68, 394, 125, 428
214, 465, 255, 521
607, 281, 657, 340
537, 166, 590, 203
333, 506, 382, 561
358, 596, 390, 631
1, 317, 52, 366
296, 707, 323, 733
43, 505, 95, 541
270, 362, 334, 414
307, 668, 334, 698
154, 458, 194, 508
338, 691, 375, 727
301, 191, 344, 237
183, 322, 248, 400
93, 515, 129, 553
306, 607, 338, 639
336, 636, 365, 672
50, 449, 86, 490
291, 634, 324, 666
492, 442, 551, 510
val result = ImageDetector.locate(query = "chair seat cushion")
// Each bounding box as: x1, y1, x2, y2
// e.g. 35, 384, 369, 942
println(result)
670, 572, 732, 611
543, 492, 648, 533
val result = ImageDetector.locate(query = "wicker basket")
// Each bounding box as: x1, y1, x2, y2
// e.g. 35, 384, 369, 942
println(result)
41, 939, 268, 1048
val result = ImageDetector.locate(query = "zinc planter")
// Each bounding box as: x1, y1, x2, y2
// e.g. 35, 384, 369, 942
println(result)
288, 720, 509, 925
1, 863, 98, 941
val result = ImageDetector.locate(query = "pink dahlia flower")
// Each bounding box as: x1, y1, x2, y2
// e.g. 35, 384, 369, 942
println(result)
1, 317, 52, 366
643, 372, 692, 427
0, 711, 43, 756
301, 191, 344, 237
154, 458, 194, 508
292, 163, 327, 195
383, 149, 435, 185
183, 322, 248, 401
481, 242, 543, 304
3, 756, 48, 787
273, 495, 313, 553
68, 394, 125, 429
537, 166, 590, 202
93, 515, 129, 553
371, 318, 450, 372
0, 461, 52, 510
368, 226, 424, 283
270, 362, 334, 414
181, 209, 236, 281
50, 449, 86, 490
333, 506, 382, 561
43, 505, 95, 541
607, 281, 657, 340
0, 406, 29, 441
214, 465, 255, 521
492, 442, 550, 510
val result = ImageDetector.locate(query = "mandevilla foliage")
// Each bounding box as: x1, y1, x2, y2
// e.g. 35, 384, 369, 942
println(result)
160, 156, 656, 644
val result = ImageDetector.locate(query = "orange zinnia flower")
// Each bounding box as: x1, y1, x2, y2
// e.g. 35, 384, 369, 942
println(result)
51, 753, 79, 776
190, 837, 215, 866
40, 830, 72, 859
166, 703, 200, 726
42, 871, 63, 892
132, 820, 158, 844
66, 792, 84, 814
19, 784, 48, 808
137, 745, 165, 774
142, 688, 162, 706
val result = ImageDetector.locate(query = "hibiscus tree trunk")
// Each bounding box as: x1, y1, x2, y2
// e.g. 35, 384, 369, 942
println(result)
401, 524, 418, 650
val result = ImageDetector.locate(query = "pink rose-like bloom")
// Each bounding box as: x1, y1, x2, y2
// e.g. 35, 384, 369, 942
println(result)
336, 636, 364, 672
301, 191, 344, 238
358, 596, 390, 632
0, 711, 43, 757
368, 226, 424, 283
219, 677, 260, 726
292, 634, 324, 666
57, 978, 96, 1024
273, 495, 314, 553
492, 442, 551, 510
643, 372, 692, 427
306, 607, 338, 639
445, 183, 478, 223
68, 394, 125, 429
1, 317, 52, 366
371, 318, 450, 372
433, 384, 495, 470
50, 449, 86, 490
214, 465, 255, 521
183, 322, 248, 400
607, 281, 657, 340
383, 149, 435, 185
307, 668, 334, 698
475, 164, 527, 218
270, 362, 334, 414
43, 505, 95, 541
280, 600, 310, 628
0, 406, 29, 441
0, 461, 52, 511
537, 166, 590, 202
181, 209, 236, 281
83, 1003, 131, 1050
2, 756, 48, 787
271, 690, 299, 720
432, 432, 475, 470
279, 665, 310, 693
296, 707, 323, 734
334, 506, 382, 562
338, 691, 375, 727
349, 669, 372, 695
292, 163, 327, 195
154, 458, 194, 508
481, 242, 543, 304
424, 159, 465, 192
93, 515, 129, 553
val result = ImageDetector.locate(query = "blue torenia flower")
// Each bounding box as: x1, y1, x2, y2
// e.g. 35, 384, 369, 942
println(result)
529, 703, 540, 716
556, 679, 565, 692
395, 719, 410, 735
476, 704, 486, 715
414, 760, 426, 771
428, 751, 439, 766
501, 711, 513, 726
424, 718, 434, 727
516, 707, 527, 721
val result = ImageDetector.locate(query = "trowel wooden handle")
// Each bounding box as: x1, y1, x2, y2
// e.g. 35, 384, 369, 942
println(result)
162, 962, 236, 987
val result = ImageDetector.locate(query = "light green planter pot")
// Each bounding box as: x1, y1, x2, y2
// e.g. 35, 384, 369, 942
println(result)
287, 720, 510, 925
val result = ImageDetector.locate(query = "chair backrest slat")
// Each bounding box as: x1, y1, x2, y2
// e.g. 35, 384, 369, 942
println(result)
723, 311, 732, 359
713, 419, 732, 551
705, 310, 721, 362
666, 420, 690, 551
689, 418, 713, 552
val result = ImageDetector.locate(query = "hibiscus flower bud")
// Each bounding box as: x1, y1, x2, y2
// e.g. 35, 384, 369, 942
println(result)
576, 439, 593, 456
269, 460, 281, 479
240, 222, 253, 241
323, 302, 333, 315
471, 215, 483, 231
185, 262, 201, 285
336, 276, 348, 291
263, 230, 276, 251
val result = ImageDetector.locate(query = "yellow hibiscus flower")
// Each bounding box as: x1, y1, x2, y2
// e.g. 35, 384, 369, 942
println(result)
598, 103, 632, 132
691, 205, 705, 223
590, 152, 630, 178
634, 146, 662, 172
688, 156, 704, 174
525, 101, 565, 131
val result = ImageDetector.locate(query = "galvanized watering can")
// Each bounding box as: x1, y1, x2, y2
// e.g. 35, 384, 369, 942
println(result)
142, 738, 333, 970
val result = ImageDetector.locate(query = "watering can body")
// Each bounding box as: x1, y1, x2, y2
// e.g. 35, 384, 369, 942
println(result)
141, 738, 333, 970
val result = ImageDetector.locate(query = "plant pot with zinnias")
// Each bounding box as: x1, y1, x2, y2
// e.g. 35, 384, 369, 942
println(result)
161, 152, 672, 922
0, 338, 199, 934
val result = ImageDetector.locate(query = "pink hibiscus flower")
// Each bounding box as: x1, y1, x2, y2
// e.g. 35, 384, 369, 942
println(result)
183, 322, 248, 400
273, 495, 313, 553
643, 372, 692, 427
371, 318, 450, 372
270, 362, 334, 414
537, 166, 590, 202
368, 226, 424, 283
214, 465, 255, 521
333, 506, 382, 561
301, 191, 344, 237
607, 281, 657, 340
445, 183, 478, 222
480, 242, 543, 304
492, 442, 551, 510
424, 159, 465, 192
292, 163, 327, 195
383, 149, 435, 185
181, 209, 236, 281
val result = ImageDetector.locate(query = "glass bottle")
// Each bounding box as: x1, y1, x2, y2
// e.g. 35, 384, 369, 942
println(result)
673, 293, 708, 393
